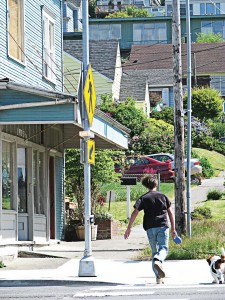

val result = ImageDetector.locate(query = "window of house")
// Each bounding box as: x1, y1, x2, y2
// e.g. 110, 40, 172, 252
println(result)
200, 3, 220, 15
8, 0, 25, 62
43, 10, 55, 82
201, 21, 225, 38
133, 22, 166, 44
2, 141, 13, 210
33, 151, 45, 215
90, 24, 121, 40
167, 4, 193, 16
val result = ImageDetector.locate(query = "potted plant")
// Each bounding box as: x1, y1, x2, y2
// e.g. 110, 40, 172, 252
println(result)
95, 195, 119, 239
65, 149, 119, 241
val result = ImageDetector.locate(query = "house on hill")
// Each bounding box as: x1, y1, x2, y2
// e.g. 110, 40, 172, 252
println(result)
122, 42, 225, 110
63, 39, 122, 101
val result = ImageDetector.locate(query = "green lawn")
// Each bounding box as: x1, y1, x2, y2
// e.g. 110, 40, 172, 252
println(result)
193, 148, 225, 176
200, 199, 225, 220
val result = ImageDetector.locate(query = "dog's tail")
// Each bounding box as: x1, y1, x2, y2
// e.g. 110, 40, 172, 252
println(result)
207, 256, 213, 265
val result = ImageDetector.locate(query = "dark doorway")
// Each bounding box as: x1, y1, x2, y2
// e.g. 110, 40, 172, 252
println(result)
49, 156, 55, 239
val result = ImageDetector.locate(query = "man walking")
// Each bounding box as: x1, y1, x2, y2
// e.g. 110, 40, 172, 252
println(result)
124, 175, 176, 284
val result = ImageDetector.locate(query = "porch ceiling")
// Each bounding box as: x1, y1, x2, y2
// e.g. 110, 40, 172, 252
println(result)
63, 123, 128, 150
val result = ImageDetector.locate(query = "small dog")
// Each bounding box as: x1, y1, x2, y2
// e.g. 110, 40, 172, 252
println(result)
207, 248, 225, 284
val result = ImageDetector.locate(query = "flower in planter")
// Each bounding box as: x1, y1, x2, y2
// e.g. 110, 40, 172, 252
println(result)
95, 195, 113, 221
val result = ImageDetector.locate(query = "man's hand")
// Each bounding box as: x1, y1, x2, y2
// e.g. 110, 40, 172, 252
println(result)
124, 228, 131, 240
171, 230, 177, 239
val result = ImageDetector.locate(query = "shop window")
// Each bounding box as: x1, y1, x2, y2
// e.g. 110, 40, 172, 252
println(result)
33, 151, 45, 214
43, 10, 55, 82
17, 148, 27, 213
8, 0, 25, 62
2, 141, 13, 210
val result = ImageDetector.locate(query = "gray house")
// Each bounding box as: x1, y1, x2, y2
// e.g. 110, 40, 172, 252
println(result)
122, 42, 225, 110
63, 39, 122, 101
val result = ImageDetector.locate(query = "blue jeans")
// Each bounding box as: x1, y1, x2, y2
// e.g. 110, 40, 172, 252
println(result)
146, 226, 169, 278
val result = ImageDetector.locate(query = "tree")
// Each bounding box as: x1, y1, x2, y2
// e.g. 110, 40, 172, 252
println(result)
65, 149, 118, 225
129, 119, 174, 154
98, 95, 147, 138
106, 5, 152, 18
196, 32, 225, 43
183, 87, 223, 121
150, 107, 174, 125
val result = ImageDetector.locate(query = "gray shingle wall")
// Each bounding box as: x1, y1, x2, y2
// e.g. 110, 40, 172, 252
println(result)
63, 40, 119, 80
120, 69, 173, 102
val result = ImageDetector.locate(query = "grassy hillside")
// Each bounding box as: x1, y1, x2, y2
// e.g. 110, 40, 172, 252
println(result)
193, 147, 225, 176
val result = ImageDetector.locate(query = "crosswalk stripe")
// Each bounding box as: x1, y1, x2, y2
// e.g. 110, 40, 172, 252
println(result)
74, 291, 155, 297
91, 285, 156, 291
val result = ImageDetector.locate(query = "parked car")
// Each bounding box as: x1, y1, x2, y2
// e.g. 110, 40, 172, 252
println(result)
114, 156, 174, 181
147, 153, 202, 176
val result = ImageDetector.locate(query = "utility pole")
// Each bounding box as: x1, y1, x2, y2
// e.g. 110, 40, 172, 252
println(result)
186, 0, 192, 237
172, 0, 186, 236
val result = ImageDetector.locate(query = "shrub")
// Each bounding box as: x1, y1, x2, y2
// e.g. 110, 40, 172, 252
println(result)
207, 189, 223, 200
191, 151, 214, 178
183, 87, 223, 121
129, 118, 174, 154
191, 207, 212, 220
150, 107, 174, 126
198, 157, 214, 178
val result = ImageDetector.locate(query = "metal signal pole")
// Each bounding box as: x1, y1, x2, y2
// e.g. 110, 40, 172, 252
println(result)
78, 0, 96, 277
172, 0, 186, 236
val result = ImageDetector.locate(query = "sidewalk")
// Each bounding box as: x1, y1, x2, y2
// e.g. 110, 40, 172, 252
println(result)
0, 174, 224, 287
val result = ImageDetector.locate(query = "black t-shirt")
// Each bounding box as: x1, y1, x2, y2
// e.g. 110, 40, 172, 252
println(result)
134, 191, 171, 231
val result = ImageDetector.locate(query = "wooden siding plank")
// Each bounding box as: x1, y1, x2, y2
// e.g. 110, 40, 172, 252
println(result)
0, 0, 63, 92
0, 104, 75, 122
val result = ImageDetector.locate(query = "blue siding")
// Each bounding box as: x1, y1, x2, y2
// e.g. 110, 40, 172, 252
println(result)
169, 87, 174, 107
0, 104, 75, 122
55, 156, 64, 240
0, 0, 63, 92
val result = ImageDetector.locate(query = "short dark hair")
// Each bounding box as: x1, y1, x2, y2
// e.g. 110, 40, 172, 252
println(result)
142, 175, 158, 190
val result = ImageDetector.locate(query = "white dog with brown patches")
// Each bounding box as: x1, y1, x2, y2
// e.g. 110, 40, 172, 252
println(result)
207, 248, 225, 284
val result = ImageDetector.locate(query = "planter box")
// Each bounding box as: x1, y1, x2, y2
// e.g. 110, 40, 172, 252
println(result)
95, 219, 119, 239
75, 225, 98, 241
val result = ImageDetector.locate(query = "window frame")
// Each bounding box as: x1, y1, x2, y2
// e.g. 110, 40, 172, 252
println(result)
42, 10, 56, 84
2, 140, 14, 211
7, 0, 26, 64
133, 22, 167, 43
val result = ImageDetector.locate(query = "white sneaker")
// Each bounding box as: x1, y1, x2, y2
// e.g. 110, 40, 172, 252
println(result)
156, 278, 165, 284
154, 260, 165, 278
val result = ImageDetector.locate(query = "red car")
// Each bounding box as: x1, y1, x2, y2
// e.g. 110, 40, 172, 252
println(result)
115, 156, 174, 181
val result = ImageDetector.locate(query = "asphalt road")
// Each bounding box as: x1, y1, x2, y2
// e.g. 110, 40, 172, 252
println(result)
1, 283, 225, 300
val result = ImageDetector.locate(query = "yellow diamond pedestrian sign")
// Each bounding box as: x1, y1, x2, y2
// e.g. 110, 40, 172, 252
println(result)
87, 139, 95, 164
83, 64, 96, 127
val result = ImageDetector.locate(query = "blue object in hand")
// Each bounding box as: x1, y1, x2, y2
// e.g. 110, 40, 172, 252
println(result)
173, 234, 182, 244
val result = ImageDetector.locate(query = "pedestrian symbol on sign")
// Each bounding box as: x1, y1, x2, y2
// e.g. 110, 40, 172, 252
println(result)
87, 139, 95, 164
83, 65, 96, 127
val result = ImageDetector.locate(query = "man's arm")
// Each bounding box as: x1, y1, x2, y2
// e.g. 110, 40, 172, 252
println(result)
124, 208, 139, 239
167, 207, 176, 239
